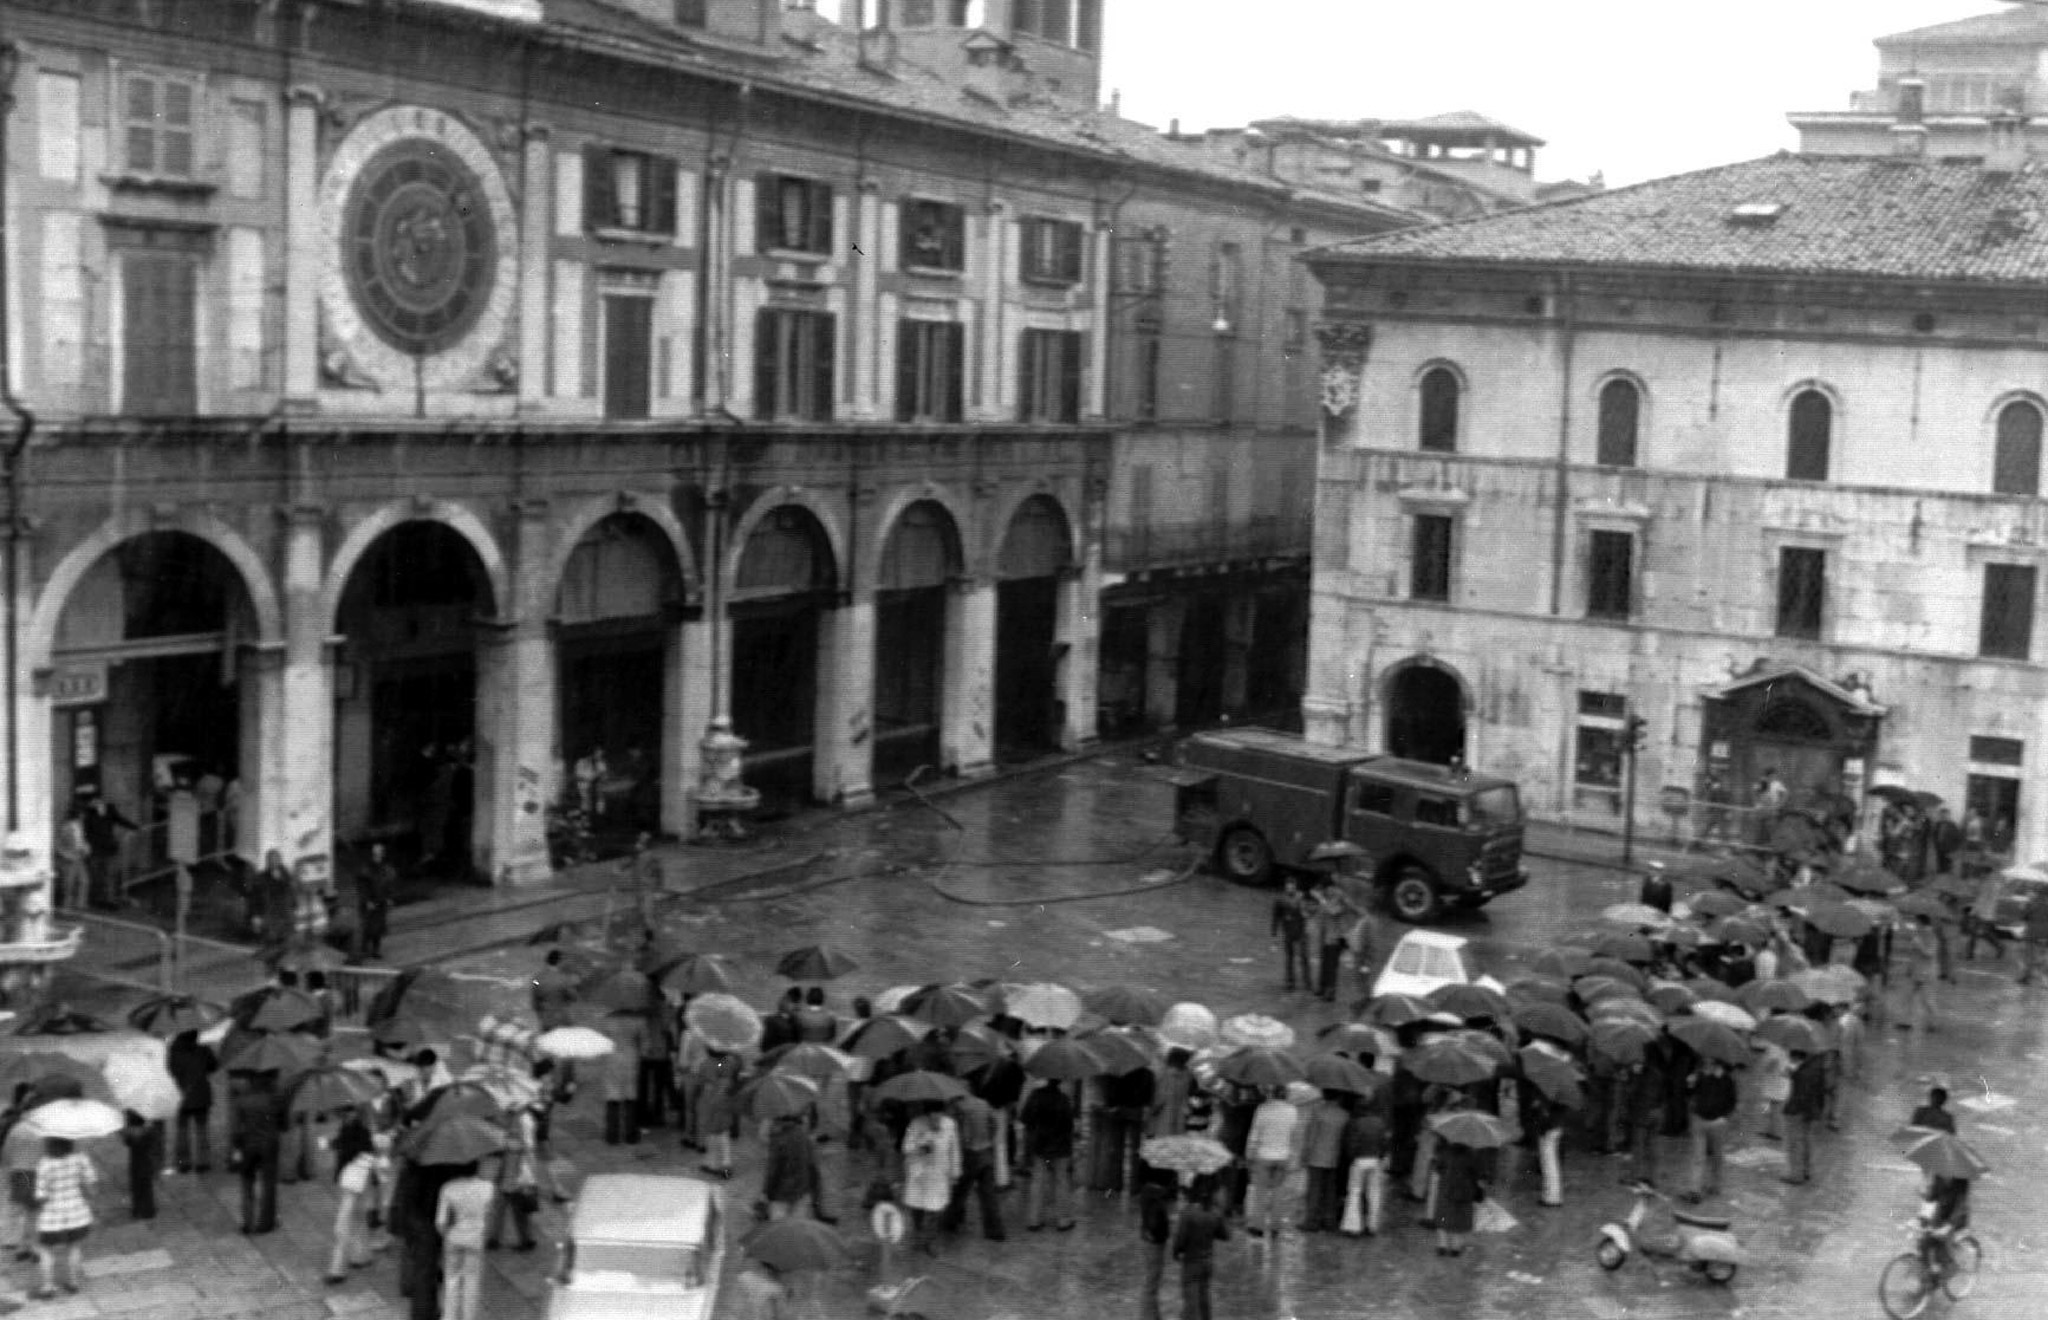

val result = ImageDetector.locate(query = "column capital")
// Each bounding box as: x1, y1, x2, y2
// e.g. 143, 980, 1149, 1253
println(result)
287, 83, 326, 109
238, 640, 289, 673
280, 502, 327, 530
857, 177, 882, 196
947, 573, 993, 596
523, 121, 553, 143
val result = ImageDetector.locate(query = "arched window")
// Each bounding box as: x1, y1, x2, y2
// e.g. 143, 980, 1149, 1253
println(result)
1419, 366, 1460, 452
1786, 389, 1832, 481
1994, 399, 2043, 496
1596, 378, 1640, 468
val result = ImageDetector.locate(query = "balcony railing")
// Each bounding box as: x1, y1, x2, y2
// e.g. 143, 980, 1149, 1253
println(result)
1107, 512, 1312, 574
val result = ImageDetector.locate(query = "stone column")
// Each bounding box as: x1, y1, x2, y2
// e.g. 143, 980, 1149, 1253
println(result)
976, 202, 1009, 421
813, 594, 876, 808
518, 124, 552, 409
942, 576, 996, 779
473, 619, 555, 885
13, 522, 51, 862
851, 182, 882, 420
236, 642, 287, 864
283, 86, 324, 403
1143, 596, 1187, 730
277, 505, 334, 868
1055, 556, 1101, 752
664, 614, 714, 836
1085, 222, 1112, 420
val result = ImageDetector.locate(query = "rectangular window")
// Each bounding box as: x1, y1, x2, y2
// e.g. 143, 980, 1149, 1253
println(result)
1020, 217, 1084, 284
1353, 781, 1396, 815
757, 174, 833, 255
1980, 563, 2037, 660
753, 308, 836, 421
227, 100, 266, 200
1586, 529, 1634, 620
1575, 724, 1623, 791
1134, 334, 1161, 421
123, 71, 197, 179
122, 250, 198, 416
1211, 241, 1242, 328
899, 199, 965, 272
1018, 328, 1083, 423
1970, 735, 2025, 767
1411, 514, 1453, 602
1114, 235, 1160, 295
895, 319, 964, 422
1578, 690, 1627, 718
1211, 337, 1236, 423
37, 72, 80, 183
1775, 546, 1826, 640
603, 294, 655, 420
1966, 773, 2021, 856
587, 149, 679, 235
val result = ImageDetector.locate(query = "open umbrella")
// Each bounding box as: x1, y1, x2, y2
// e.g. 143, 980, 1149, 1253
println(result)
902, 984, 993, 1029
1790, 965, 1865, 1005
1931, 872, 1981, 900
1303, 1053, 1379, 1094
1591, 932, 1655, 964
371, 1016, 431, 1052
841, 1015, 933, 1062
1868, 784, 1919, 806
265, 942, 350, 975
657, 953, 736, 997
873, 1070, 970, 1105
287, 1065, 381, 1119
1588, 1018, 1656, 1065
1590, 998, 1664, 1030
776, 944, 860, 982
125, 995, 227, 1040
1083, 985, 1169, 1027
1582, 958, 1649, 990
945, 1025, 1013, 1077
1832, 861, 1902, 897
23, 1098, 124, 1141
1215, 1047, 1306, 1090
1080, 1027, 1159, 1077
1512, 1002, 1588, 1045
1645, 982, 1698, 1015
231, 985, 324, 1033
1893, 891, 1952, 921
100, 1051, 181, 1121
1601, 903, 1674, 930
1685, 891, 1749, 920
408, 1112, 507, 1167
586, 968, 656, 1016
1684, 854, 1780, 898
1022, 1037, 1107, 1081
535, 1026, 615, 1061
342, 1056, 416, 1090
1901, 1130, 1990, 1181
1004, 984, 1083, 1031
459, 1065, 543, 1110
1362, 993, 1436, 1028
1573, 975, 1639, 1005
1753, 1015, 1824, 1055
1669, 1017, 1751, 1066
745, 1218, 852, 1272
1708, 916, 1771, 949
1404, 1037, 1500, 1086
1505, 976, 1571, 1006
1138, 1134, 1234, 1177
1430, 1109, 1509, 1148
1156, 1003, 1219, 1053
1220, 1014, 1295, 1051
1803, 902, 1874, 940
1741, 980, 1811, 1015
1427, 983, 1511, 1022
224, 1031, 320, 1076
1690, 1001, 1758, 1031
1767, 815, 1825, 858
762, 1042, 857, 1082
1530, 947, 1594, 979
740, 1072, 822, 1122
1316, 1022, 1389, 1058
1682, 977, 1741, 1004
367, 968, 471, 1029
685, 994, 763, 1054
1516, 1044, 1585, 1108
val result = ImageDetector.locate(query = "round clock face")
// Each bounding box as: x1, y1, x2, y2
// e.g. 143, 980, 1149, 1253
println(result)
343, 139, 496, 355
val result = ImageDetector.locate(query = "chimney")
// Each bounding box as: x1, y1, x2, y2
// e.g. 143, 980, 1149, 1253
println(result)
1989, 109, 2030, 173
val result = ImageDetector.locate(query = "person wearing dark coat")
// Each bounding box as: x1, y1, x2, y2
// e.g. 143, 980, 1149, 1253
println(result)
1781, 1050, 1828, 1185
1138, 1179, 1173, 1320
1431, 1140, 1486, 1255
1620, 1061, 1665, 1188
1171, 1187, 1229, 1320
761, 1115, 818, 1219
1092, 1065, 1153, 1193
167, 1030, 217, 1172
1638, 863, 1674, 914
1909, 1086, 1957, 1135
356, 844, 396, 961
232, 1075, 283, 1234
119, 1110, 161, 1220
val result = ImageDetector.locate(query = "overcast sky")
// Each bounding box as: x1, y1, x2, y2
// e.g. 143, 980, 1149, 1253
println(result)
1096, 0, 2002, 185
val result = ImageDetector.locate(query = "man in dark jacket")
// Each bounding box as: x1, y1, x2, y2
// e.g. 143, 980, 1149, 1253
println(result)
356, 844, 396, 961
1172, 1186, 1230, 1320
761, 1114, 818, 1220
942, 1093, 1002, 1240
1138, 1179, 1173, 1320
1270, 878, 1311, 992
1621, 1061, 1665, 1188
167, 1030, 217, 1172
1093, 1065, 1153, 1194
1685, 1058, 1739, 1202
77, 790, 136, 910
1019, 1079, 1076, 1231
1909, 1085, 1957, 1135
1781, 1049, 1828, 1185
232, 1073, 283, 1233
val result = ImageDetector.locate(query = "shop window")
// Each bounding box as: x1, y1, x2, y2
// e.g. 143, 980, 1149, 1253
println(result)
900, 199, 966, 271
1020, 217, 1084, 285
1980, 563, 2037, 660
1994, 399, 2042, 496
1786, 389, 1832, 481
1597, 377, 1640, 467
1966, 773, 2020, 856
1586, 530, 1634, 620
587, 148, 679, 235
1419, 366, 1460, 452
757, 174, 833, 255
896, 319, 964, 423
122, 70, 197, 179
1575, 689, 1625, 811
1775, 546, 1826, 639
753, 308, 835, 421
1410, 514, 1453, 602
1018, 328, 1082, 423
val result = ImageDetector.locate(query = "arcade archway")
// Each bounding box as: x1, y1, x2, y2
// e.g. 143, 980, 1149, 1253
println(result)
873, 500, 962, 785
995, 495, 1074, 756
730, 506, 837, 809
1385, 661, 1466, 765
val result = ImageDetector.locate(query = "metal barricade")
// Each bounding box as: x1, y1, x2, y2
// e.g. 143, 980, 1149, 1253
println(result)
60, 909, 173, 995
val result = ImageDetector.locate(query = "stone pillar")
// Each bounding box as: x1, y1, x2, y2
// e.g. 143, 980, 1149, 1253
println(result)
1055, 556, 1101, 752
473, 619, 554, 885
277, 505, 334, 868
518, 124, 552, 409
851, 183, 882, 420
1220, 591, 1257, 717
1143, 596, 1187, 731
664, 615, 714, 836
975, 202, 1009, 421
1085, 222, 1112, 420
942, 577, 996, 779
813, 594, 876, 807
237, 642, 287, 864
283, 86, 324, 403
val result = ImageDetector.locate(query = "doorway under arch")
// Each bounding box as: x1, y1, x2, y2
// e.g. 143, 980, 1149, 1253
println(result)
730, 505, 838, 810
1385, 662, 1466, 766
874, 500, 963, 786
995, 495, 1074, 757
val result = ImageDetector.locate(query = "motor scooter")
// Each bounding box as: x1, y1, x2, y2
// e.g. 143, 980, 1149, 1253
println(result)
1595, 1181, 1745, 1284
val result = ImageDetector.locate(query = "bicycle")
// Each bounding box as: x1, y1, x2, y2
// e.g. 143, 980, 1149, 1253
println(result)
1879, 1222, 1982, 1319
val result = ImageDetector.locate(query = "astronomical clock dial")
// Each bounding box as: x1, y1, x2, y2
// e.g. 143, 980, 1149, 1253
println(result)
318, 106, 517, 393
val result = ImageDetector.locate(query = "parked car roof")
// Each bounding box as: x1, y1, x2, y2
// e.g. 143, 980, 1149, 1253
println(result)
570, 1174, 715, 1247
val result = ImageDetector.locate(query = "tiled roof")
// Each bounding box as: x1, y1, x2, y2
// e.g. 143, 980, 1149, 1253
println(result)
1877, 6, 2048, 45
1310, 153, 2048, 286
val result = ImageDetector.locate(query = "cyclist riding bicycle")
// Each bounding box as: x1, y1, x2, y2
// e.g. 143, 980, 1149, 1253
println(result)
1918, 1174, 1972, 1278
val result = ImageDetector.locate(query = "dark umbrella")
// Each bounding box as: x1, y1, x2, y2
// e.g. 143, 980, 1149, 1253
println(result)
872, 1070, 969, 1105
947, 1024, 1015, 1077
1591, 932, 1655, 964
1668, 1017, 1751, 1066
1303, 1054, 1380, 1094
264, 942, 349, 975
841, 1015, 933, 1062
1768, 815, 1825, 858
1573, 975, 1639, 1005
1516, 1045, 1585, 1108
407, 1113, 507, 1166
744, 1218, 853, 1272
1709, 916, 1771, 948
585, 968, 655, 1015
1215, 1047, 1305, 1090
424, 1082, 507, 1122
1804, 902, 1874, 940
1429, 1110, 1509, 1148
1022, 1037, 1108, 1081
1893, 892, 1951, 921
1530, 947, 1594, 979
1505, 976, 1571, 1006
372, 1016, 430, 1051
1581, 958, 1648, 989
224, 1031, 320, 1076
740, 1072, 822, 1123
286, 1066, 380, 1119
1754, 1015, 1825, 1055
1832, 861, 1901, 897
1082, 985, 1168, 1027
1686, 890, 1749, 919
1588, 1019, 1656, 1065
1902, 1131, 1989, 1180
125, 995, 227, 1040
231, 986, 323, 1033
903, 984, 994, 1029
1590, 998, 1663, 1030
1911, 790, 1944, 810
1742, 980, 1811, 1015
1362, 993, 1436, 1028
1079, 1027, 1158, 1077
1315, 1023, 1386, 1056
1868, 785, 1918, 806
760, 1042, 856, 1082
1681, 977, 1741, 1005
1510, 1001, 1588, 1046
1646, 983, 1698, 1015
1427, 983, 1510, 1022
1404, 1037, 1500, 1086
776, 944, 860, 982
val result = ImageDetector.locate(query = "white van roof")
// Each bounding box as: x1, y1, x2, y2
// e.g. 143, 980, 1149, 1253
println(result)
570, 1174, 715, 1247
1391, 930, 1470, 952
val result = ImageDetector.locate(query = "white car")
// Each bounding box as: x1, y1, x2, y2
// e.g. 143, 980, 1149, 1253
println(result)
548, 1173, 724, 1320
1371, 929, 1504, 1001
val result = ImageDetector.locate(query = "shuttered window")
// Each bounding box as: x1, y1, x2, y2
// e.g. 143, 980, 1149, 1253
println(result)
1411, 515, 1453, 602
900, 199, 966, 271
585, 148, 679, 235
895, 320, 964, 423
754, 309, 836, 421
757, 175, 833, 255
1020, 217, 1084, 284
1981, 564, 2037, 660
123, 252, 198, 416
1994, 400, 2042, 496
123, 72, 196, 178
1019, 329, 1083, 423
1586, 530, 1633, 620
1776, 547, 1826, 639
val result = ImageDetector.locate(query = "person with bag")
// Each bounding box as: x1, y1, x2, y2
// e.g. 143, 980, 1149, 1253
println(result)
30, 1136, 97, 1298
1430, 1138, 1486, 1257
118, 1110, 160, 1221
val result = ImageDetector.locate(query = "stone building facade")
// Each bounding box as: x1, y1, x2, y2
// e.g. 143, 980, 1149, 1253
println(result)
0, 0, 1392, 889
1306, 152, 2048, 860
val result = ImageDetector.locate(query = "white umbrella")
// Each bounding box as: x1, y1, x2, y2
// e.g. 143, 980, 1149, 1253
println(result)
1157, 1003, 1220, 1053
1003, 983, 1082, 1030
342, 1056, 418, 1089
1689, 1001, 1758, 1032
459, 1065, 542, 1109
102, 1051, 182, 1121
24, 1098, 124, 1140
535, 1026, 615, 1061
1220, 1013, 1295, 1051
873, 985, 924, 1016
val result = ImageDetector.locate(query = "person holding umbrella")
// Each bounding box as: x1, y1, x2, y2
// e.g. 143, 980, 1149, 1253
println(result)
1137, 1176, 1174, 1320
29, 1134, 97, 1299
761, 1113, 819, 1222
233, 1072, 284, 1234
1429, 1118, 1492, 1257
1171, 1181, 1230, 1320
167, 1028, 218, 1173
1244, 1084, 1297, 1239
1683, 1057, 1738, 1203
900, 1101, 960, 1255
1020, 1077, 1077, 1231
1297, 1089, 1350, 1233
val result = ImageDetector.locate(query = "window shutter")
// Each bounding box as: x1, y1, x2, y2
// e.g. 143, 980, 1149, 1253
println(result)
811, 313, 837, 420
754, 308, 780, 420
1060, 222, 1084, 282
584, 146, 613, 230
942, 322, 965, 421
755, 173, 779, 252
809, 182, 834, 253
1019, 331, 1039, 421
649, 158, 679, 236
1060, 331, 1083, 422
896, 318, 919, 422
943, 206, 965, 269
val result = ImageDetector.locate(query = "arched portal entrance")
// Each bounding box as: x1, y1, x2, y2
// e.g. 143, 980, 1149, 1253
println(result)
334, 521, 495, 878
995, 495, 1073, 756
873, 501, 962, 785
48, 531, 259, 893
1385, 662, 1466, 765
556, 514, 686, 838
730, 506, 837, 810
